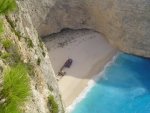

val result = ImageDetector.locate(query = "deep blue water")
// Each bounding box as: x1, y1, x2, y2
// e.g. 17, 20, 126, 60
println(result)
72, 53, 150, 113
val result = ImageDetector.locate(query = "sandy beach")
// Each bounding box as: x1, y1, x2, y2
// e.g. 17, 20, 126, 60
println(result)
43, 29, 117, 107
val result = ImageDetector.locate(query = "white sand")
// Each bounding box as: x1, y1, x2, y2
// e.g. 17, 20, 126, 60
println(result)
43, 29, 117, 107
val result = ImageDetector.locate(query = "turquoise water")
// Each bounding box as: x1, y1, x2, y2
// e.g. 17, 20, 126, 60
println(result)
71, 53, 150, 113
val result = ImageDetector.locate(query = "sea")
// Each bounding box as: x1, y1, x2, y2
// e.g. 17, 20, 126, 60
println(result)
68, 53, 150, 113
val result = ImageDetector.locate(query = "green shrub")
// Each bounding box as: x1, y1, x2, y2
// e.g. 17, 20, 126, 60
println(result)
48, 95, 59, 113
0, 103, 20, 113
0, 52, 11, 59
23, 37, 34, 48
0, 0, 17, 14
0, 63, 30, 113
0, 0, 17, 37
1, 39, 12, 49
26, 38, 33, 48
0, 19, 3, 34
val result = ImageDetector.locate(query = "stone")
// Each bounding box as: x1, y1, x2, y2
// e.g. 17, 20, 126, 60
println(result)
21, 0, 150, 57
0, 0, 64, 112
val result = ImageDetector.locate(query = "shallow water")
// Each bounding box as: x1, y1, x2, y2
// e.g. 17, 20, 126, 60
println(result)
71, 53, 150, 113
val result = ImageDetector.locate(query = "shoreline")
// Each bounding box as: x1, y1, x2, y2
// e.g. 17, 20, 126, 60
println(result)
66, 53, 119, 113
43, 29, 117, 108
58, 49, 117, 107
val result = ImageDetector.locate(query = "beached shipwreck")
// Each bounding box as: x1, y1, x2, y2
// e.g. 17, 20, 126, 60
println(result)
0, 0, 149, 113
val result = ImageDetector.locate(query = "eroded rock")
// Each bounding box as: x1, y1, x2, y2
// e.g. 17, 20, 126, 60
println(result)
23, 0, 150, 57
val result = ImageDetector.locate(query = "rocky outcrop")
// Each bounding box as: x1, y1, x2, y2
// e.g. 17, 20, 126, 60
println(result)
25, 0, 150, 58
0, 0, 146, 112
7, 1, 148, 111
0, 1, 64, 113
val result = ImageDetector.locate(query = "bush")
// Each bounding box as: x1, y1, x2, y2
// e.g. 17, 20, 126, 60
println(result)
0, 0, 17, 35
1, 39, 12, 49
0, 19, 3, 34
26, 37, 33, 48
0, 52, 11, 59
0, 63, 30, 113
0, 0, 17, 36
0, 0, 17, 15
48, 95, 59, 113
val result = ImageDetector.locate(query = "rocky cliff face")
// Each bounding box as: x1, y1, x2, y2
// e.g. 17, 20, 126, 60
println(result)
0, 0, 64, 113
1, 0, 148, 112
28, 0, 150, 58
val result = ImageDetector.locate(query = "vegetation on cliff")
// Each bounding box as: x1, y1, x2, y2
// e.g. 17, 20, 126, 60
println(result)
0, 63, 30, 113
0, 0, 63, 113
0, 19, 3, 33
0, 0, 17, 33
48, 95, 59, 113
0, 0, 31, 113
0, 0, 17, 14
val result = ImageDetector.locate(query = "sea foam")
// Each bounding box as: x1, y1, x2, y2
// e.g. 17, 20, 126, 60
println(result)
66, 53, 119, 113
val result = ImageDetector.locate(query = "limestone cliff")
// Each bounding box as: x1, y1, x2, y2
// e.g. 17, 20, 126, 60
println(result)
0, 1, 64, 113
27, 0, 150, 58
1, 0, 149, 112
